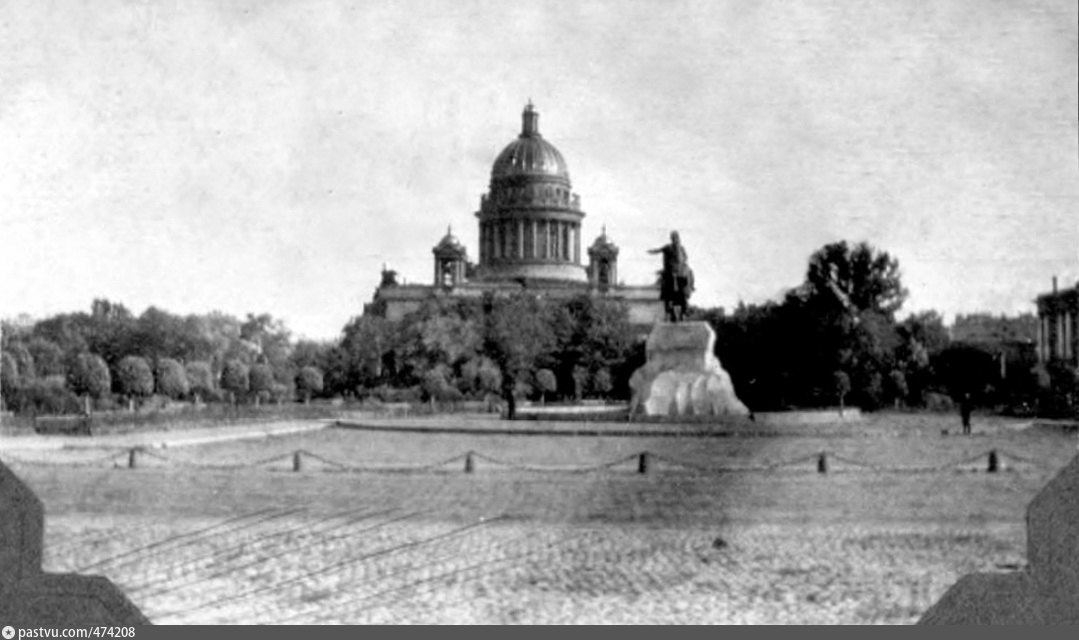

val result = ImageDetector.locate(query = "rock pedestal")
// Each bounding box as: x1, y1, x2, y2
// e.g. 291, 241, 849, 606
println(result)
629, 322, 750, 418
0, 462, 149, 626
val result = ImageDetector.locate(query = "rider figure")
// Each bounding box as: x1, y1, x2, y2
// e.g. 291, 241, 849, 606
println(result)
648, 231, 693, 322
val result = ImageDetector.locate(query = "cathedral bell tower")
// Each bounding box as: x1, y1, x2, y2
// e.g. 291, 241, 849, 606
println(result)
588, 226, 619, 293
432, 227, 468, 289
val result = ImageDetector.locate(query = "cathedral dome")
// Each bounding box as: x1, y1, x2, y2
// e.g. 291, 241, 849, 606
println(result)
490, 103, 570, 181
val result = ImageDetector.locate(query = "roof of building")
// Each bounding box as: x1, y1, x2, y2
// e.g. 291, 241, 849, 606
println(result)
490, 103, 570, 181
432, 226, 467, 256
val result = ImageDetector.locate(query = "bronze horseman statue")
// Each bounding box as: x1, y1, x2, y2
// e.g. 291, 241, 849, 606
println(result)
649, 231, 694, 322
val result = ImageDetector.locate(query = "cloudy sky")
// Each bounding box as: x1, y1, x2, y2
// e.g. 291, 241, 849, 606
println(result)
2, 0, 1076, 339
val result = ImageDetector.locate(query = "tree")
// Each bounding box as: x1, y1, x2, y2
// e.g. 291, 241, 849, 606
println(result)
534, 368, 557, 404
155, 358, 189, 400
114, 356, 153, 410
482, 293, 557, 419
460, 356, 502, 399
220, 359, 250, 404
396, 300, 482, 387
1, 351, 19, 410
85, 299, 137, 366
333, 315, 392, 394
248, 362, 275, 405
291, 339, 332, 372
805, 240, 907, 318
4, 343, 34, 381
421, 364, 461, 407
26, 338, 66, 378
592, 368, 613, 397
295, 366, 324, 403
834, 370, 851, 412
185, 361, 215, 403
889, 369, 909, 408
240, 313, 293, 376
548, 295, 633, 399
31, 313, 90, 356
895, 311, 950, 405
68, 353, 111, 403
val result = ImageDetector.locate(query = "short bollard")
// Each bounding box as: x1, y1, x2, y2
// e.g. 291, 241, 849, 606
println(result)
988, 450, 999, 473
464, 452, 474, 474
817, 452, 828, 474
128, 448, 137, 469
293, 451, 302, 472
638, 452, 649, 474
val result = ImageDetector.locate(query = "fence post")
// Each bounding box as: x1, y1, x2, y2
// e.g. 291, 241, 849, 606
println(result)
987, 450, 999, 473
638, 452, 649, 474
292, 451, 303, 472
128, 448, 137, 469
464, 452, 474, 474
817, 452, 828, 474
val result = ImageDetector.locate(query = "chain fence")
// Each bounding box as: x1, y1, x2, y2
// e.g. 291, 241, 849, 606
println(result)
0, 445, 1044, 476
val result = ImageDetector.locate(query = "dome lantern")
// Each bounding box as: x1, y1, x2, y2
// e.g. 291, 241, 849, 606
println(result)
522, 100, 539, 137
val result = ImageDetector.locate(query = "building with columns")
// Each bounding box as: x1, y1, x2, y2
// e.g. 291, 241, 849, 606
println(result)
1036, 276, 1079, 368
366, 103, 663, 326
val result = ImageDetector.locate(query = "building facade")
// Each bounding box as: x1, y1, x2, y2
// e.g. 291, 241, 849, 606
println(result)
366, 103, 663, 326
1036, 276, 1079, 368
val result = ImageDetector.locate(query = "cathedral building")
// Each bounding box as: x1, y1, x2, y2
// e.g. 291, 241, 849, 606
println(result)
366, 103, 663, 326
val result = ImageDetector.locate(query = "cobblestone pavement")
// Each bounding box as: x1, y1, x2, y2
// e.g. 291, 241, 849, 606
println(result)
13, 417, 1073, 625
19, 463, 1045, 625
40, 513, 1024, 624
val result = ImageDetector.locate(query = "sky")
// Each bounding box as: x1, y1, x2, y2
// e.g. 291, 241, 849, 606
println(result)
1, 0, 1076, 340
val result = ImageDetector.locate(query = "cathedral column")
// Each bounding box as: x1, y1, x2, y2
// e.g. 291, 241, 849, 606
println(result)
517, 219, 524, 259
573, 224, 580, 264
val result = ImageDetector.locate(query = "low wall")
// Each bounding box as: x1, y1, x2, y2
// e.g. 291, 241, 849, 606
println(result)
755, 408, 864, 426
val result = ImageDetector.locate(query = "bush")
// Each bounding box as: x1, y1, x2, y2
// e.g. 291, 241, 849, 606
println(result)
220, 360, 250, 403
422, 366, 462, 404
270, 383, 292, 405
12, 376, 82, 415
68, 353, 111, 399
295, 366, 324, 403
185, 361, 214, 402
114, 356, 154, 406
923, 391, 955, 412
155, 358, 189, 400
369, 384, 422, 404
592, 368, 613, 397
248, 363, 275, 405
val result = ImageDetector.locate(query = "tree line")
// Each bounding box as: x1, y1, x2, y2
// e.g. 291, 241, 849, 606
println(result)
2, 240, 1074, 417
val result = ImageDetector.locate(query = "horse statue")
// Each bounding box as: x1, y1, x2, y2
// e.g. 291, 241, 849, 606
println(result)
648, 231, 694, 322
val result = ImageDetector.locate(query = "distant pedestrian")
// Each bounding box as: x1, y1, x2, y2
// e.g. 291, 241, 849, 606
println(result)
959, 393, 973, 435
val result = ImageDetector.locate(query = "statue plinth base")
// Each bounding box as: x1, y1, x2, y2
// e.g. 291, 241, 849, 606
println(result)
629, 322, 750, 418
